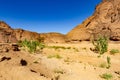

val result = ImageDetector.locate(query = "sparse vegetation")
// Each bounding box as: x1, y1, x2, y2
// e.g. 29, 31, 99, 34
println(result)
92, 36, 108, 57
82, 47, 87, 50
99, 57, 111, 69
47, 54, 62, 59
100, 73, 113, 80
110, 49, 119, 55
106, 56, 111, 69
18, 39, 45, 53
33, 61, 39, 64
73, 47, 79, 52
99, 63, 107, 68
64, 57, 74, 64
54, 69, 64, 74
47, 46, 71, 50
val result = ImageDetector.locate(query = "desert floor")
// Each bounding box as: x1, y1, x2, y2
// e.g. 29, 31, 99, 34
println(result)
0, 41, 120, 80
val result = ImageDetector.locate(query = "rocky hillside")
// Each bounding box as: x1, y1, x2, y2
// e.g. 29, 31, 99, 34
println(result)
14, 29, 40, 41
14, 29, 66, 43
0, 21, 17, 43
40, 33, 66, 43
67, 0, 120, 41
0, 21, 66, 43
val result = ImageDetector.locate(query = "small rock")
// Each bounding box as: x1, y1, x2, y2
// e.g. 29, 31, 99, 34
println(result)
0, 56, 11, 62
20, 59, 27, 66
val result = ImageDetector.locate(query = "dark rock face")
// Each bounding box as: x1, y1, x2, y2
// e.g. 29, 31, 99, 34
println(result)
67, 0, 120, 41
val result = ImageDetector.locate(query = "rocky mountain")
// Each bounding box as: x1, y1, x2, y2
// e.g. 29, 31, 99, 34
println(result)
67, 0, 120, 41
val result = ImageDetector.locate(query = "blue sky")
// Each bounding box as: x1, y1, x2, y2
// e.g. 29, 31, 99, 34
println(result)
0, 0, 101, 34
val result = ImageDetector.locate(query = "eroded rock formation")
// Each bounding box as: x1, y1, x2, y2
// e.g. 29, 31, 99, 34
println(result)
67, 0, 120, 41
0, 21, 17, 43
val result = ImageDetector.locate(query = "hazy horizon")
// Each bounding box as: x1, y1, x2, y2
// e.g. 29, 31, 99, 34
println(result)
0, 0, 101, 34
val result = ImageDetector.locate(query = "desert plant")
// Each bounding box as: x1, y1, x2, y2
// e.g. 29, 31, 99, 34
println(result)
48, 46, 71, 50
99, 63, 107, 68
47, 54, 62, 59
92, 36, 108, 57
54, 69, 64, 74
110, 49, 119, 55
100, 73, 113, 80
106, 56, 111, 69
99, 57, 111, 69
18, 39, 45, 53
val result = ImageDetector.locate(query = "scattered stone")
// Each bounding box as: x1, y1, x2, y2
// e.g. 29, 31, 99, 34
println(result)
115, 71, 120, 75
11, 44, 19, 51
30, 69, 37, 73
40, 73, 46, 77
20, 59, 27, 66
0, 43, 20, 53
0, 56, 11, 62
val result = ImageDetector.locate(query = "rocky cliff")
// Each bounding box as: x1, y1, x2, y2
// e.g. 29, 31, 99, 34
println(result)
67, 0, 120, 41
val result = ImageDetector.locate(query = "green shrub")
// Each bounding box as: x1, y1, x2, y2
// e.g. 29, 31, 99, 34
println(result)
110, 49, 119, 55
92, 36, 108, 57
18, 39, 45, 53
106, 56, 111, 69
100, 73, 113, 80
99, 57, 111, 69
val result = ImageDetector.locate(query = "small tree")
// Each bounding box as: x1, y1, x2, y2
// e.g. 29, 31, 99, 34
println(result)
92, 36, 108, 57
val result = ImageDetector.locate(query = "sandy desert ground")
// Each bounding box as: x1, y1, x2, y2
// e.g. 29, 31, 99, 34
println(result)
0, 41, 120, 80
